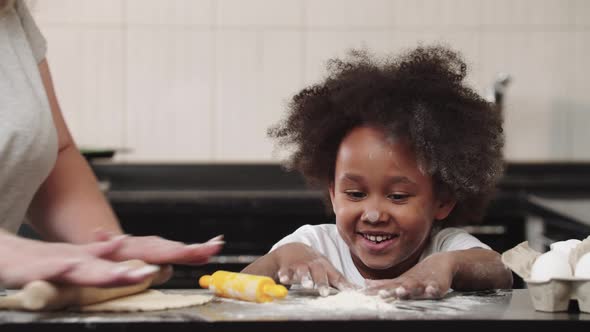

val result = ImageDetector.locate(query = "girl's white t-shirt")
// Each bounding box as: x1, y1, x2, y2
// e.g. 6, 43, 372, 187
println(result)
270, 224, 491, 286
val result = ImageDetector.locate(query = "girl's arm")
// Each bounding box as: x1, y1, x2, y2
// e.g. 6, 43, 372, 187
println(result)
448, 248, 513, 291
243, 242, 355, 296
366, 248, 513, 299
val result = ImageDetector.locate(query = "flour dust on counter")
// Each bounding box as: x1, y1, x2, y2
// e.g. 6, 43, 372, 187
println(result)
212, 289, 512, 320
307, 290, 396, 312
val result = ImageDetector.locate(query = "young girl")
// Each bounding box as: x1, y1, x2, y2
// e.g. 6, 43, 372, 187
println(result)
242, 45, 513, 299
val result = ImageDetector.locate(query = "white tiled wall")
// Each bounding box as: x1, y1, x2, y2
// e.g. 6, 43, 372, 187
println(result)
28, 0, 590, 162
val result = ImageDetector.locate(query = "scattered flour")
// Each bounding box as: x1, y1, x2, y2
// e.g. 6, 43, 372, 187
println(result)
305, 290, 509, 314
307, 290, 397, 312
217, 289, 511, 320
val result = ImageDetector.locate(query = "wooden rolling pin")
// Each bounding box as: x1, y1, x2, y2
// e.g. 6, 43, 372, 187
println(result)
0, 260, 162, 311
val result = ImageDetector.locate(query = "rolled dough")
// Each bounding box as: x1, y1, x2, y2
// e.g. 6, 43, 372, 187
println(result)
77, 290, 213, 312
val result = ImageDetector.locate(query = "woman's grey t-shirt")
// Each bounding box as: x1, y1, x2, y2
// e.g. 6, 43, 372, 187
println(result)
0, 0, 58, 233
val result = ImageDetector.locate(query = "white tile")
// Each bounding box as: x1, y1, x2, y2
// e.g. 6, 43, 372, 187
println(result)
480, 0, 515, 25
306, 0, 395, 27
305, 30, 481, 87
480, 31, 577, 160
125, 28, 213, 161
259, 31, 304, 160
214, 31, 265, 161
30, 0, 124, 24
217, 0, 302, 27
391, 30, 483, 90
394, 0, 481, 26
125, 0, 213, 26
571, 109, 590, 160
503, 108, 570, 161
479, 31, 575, 107
571, 31, 590, 160
571, 32, 590, 106
527, 0, 573, 25
42, 26, 126, 149
40, 28, 83, 134
304, 30, 396, 85
481, 0, 571, 26
214, 30, 303, 161
305, 30, 479, 99
573, 0, 590, 25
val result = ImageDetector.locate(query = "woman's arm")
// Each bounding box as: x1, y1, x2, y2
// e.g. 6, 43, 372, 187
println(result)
28, 59, 224, 267
28, 59, 122, 243
0, 229, 160, 288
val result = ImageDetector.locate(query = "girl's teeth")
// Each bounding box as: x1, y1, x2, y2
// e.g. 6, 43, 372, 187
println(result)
364, 234, 392, 243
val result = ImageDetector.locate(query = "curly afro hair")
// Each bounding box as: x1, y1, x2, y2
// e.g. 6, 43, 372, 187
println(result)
269, 45, 505, 226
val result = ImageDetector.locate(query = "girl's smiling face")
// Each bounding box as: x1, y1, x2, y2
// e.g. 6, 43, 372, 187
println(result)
329, 126, 455, 279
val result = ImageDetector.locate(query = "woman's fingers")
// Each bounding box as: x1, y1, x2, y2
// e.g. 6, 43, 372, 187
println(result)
1, 255, 159, 288
82, 235, 127, 257
151, 264, 174, 286
100, 235, 224, 265
55, 259, 160, 287
0, 258, 78, 288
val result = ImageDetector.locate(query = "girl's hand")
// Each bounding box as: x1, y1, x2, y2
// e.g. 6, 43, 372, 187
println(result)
364, 252, 455, 300
273, 243, 357, 296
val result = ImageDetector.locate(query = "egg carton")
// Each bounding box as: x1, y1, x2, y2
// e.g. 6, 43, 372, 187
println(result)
501, 238, 590, 313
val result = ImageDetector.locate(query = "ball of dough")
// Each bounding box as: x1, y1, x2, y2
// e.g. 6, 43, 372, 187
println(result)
549, 239, 581, 256
530, 251, 573, 282
574, 252, 590, 278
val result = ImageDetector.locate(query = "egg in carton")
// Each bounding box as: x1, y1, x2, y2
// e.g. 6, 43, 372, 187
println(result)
501, 237, 590, 313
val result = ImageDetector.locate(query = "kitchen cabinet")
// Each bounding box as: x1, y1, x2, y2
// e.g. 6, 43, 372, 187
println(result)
82, 162, 590, 289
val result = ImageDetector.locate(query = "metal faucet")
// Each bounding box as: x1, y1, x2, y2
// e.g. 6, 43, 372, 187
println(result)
485, 72, 512, 112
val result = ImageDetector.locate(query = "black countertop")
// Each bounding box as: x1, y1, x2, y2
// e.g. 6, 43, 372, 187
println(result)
1, 289, 589, 331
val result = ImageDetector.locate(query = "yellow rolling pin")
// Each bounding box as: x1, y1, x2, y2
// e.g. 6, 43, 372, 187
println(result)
199, 270, 288, 303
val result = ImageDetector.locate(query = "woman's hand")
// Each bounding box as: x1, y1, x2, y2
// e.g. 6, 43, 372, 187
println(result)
93, 230, 224, 266
0, 231, 160, 288
364, 252, 455, 300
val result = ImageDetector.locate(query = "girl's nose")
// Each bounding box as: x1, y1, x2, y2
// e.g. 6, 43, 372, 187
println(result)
363, 210, 380, 223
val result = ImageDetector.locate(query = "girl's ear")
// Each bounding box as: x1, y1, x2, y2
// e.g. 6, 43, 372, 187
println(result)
329, 182, 336, 214
434, 197, 456, 221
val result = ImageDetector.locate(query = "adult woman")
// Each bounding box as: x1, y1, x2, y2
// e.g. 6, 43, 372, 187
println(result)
0, 0, 223, 288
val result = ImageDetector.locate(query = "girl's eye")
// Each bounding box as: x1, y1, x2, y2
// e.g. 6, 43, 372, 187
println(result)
388, 193, 409, 201
345, 191, 366, 200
